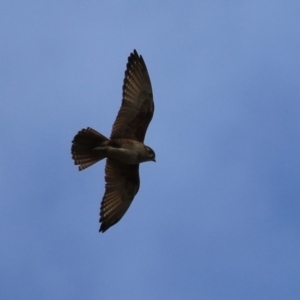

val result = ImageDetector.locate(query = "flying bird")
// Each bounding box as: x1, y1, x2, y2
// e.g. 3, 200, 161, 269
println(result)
71, 50, 155, 232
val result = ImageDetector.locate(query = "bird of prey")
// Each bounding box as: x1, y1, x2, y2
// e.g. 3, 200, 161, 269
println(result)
71, 50, 155, 233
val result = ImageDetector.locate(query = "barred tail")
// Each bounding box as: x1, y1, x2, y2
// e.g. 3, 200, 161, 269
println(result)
71, 127, 109, 171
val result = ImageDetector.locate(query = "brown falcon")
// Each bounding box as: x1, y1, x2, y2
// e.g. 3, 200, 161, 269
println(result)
71, 50, 155, 233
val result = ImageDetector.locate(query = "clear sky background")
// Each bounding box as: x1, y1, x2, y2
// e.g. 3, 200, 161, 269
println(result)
1, 1, 300, 299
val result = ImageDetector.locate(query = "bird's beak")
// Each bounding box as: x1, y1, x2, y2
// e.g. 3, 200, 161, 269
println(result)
152, 158, 156, 162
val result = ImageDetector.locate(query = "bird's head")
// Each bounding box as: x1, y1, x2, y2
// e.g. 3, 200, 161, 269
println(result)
145, 146, 156, 162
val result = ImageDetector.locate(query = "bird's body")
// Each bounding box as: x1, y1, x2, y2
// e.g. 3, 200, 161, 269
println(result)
71, 50, 155, 232
104, 139, 155, 164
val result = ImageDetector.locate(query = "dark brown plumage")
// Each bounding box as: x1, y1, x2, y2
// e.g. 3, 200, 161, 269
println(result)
71, 50, 155, 232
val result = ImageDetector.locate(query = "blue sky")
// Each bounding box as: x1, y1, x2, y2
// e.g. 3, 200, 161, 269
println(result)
1, 1, 300, 299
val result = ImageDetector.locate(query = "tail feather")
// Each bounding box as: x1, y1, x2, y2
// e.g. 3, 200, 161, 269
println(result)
71, 127, 109, 171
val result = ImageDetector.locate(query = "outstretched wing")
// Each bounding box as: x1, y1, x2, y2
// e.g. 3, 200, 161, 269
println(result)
110, 49, 154, 142
99, 159, 140, 232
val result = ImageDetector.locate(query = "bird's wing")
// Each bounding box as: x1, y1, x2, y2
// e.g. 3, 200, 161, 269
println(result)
99, 159, 140, 232
110, 49, 154, 142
